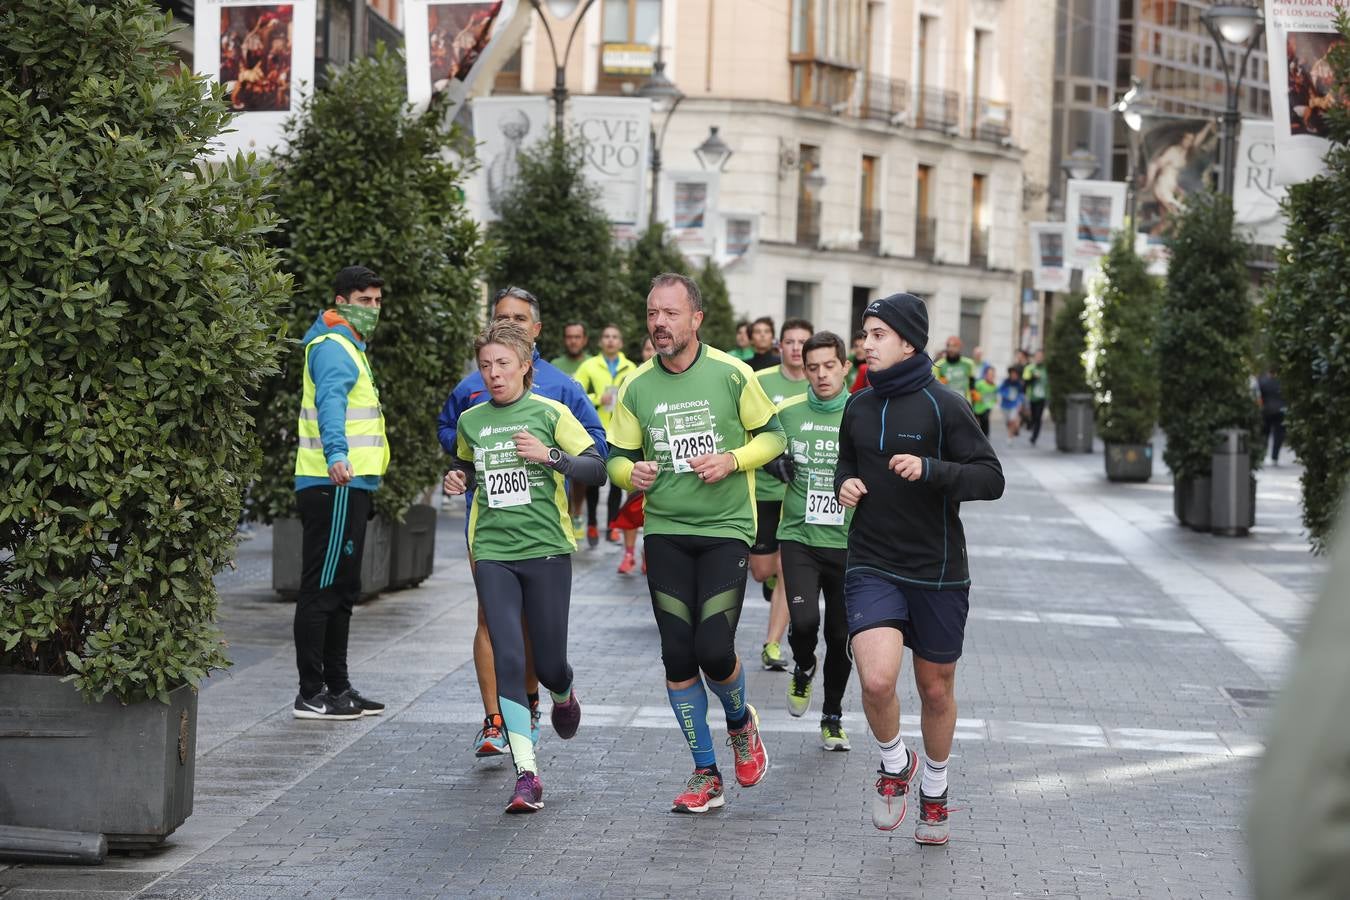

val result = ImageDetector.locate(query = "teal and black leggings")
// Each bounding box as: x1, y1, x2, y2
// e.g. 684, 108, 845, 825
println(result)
294, 484, 371, 698
474, 555, 574, 771
644, 535, 749, 682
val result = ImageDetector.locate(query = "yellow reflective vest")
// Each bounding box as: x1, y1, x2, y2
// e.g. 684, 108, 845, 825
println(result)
294, 333, 390, 478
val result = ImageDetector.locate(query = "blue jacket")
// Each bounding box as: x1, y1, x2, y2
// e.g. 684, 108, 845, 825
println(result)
295, 312, 381, 493
437, 347, 608, 461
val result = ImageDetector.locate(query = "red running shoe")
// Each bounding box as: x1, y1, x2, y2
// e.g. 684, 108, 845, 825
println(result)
617, 550, 636, 574
671, 768, 724, 814
586, 525, 599, 547
726, 704, 768, 787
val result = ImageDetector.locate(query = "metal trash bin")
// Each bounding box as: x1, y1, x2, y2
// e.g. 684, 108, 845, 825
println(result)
1062, 393, 1095, 453
1210, 428, 1252, 537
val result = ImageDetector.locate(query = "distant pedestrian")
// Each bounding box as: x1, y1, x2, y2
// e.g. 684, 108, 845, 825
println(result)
747, 316, 781, 371
550, 321, 590, 378
730, 320, 753, 361
933, 336, 977, 406
291, 266, 389, 722
997, 368, 1024, 443
972, 364, 996, 437
850, 330, 870, 393
1023, 350, 1048, 446
1257, 369, 1286, 465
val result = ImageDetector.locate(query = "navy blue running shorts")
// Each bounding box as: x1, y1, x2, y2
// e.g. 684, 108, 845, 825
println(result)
844, 571, 970, 664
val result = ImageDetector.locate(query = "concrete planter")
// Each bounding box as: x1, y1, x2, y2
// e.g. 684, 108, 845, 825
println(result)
1174, 476, 1213, 532
272, 515, 392, 601
1105, 441, 1154, 482
0, 674, 195, 849
389, 504, 437, 590
1059, 394, 1095, 453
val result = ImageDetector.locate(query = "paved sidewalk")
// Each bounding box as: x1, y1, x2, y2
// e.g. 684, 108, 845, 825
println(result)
1, 433, 1325, 899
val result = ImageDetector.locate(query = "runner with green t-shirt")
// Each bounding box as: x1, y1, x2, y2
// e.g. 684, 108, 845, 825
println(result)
972, 364, 997, 437
1023, 350, 1049, 445
751, 318, 813, 672
934, 336, 977, 406
607, 273, 785, 814
444, 321, 607, 814
764, 331, 857, 751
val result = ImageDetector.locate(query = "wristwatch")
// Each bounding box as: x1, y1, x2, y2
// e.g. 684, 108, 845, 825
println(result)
547, 447, 563, 466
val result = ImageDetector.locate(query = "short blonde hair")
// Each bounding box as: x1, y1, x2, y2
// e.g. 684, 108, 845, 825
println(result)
474, 321, 535, 389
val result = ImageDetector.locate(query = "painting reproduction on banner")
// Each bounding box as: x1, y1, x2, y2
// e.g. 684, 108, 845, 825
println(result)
1134, 116, 1218, 243
193, 0, 316, 158
469, 95, 550, 222
1263, 0, 1350, 184
405, 1, 521, 114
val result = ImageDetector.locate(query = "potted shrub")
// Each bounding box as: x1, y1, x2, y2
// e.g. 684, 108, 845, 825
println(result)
1266, 13, 1350, 553
250, 49, 486, 593
1158, 191, 1262, 531
0, 0, 289, 845
1046, 292, 1093, 452
1085, 232, 1161, 482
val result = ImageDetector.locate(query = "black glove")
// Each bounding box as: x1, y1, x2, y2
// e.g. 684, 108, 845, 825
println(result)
763, 454, 795, 484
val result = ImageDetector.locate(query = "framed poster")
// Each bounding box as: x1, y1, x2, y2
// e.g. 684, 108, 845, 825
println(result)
1064, 179, 1127, 270
1264, 0, 1348, 185
194, 0, 316, 158
1029, 222, 1070, 293
718, 212, 760, 264
405, 0, 522, 118
660, 171, 719, 254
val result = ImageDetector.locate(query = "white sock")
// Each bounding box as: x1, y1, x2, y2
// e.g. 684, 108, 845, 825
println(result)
876, 731, 908, 775
922, 756, 948, 797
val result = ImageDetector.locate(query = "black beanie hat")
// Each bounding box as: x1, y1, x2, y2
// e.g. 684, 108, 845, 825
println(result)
862, 292, 929, 351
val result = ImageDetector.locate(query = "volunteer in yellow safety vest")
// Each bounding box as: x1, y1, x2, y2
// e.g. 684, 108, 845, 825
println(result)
290, 265, 390, 722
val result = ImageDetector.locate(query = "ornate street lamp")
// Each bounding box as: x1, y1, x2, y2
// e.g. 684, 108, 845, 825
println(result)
1112, 77, 1159, 221
638, 56, 685, 225
1061, 144, 1099, 181
694, 126, 733, 172
1200, 3, 1265, 195
527, 0, 599, 134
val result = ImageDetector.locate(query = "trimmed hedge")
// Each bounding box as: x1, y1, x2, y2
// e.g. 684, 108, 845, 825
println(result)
1085, 233, 1161, 445
1046, 292, 1089, 424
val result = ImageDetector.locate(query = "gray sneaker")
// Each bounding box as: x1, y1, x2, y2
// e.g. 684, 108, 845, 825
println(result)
914, 789, 950, 845
871, 748, 918, 831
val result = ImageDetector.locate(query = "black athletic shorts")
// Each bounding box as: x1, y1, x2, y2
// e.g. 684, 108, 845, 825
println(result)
750, 500, 782, 555
844, 570, 970, 664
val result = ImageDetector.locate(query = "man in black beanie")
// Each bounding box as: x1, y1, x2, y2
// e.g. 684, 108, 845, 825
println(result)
835, 292, 1004, 843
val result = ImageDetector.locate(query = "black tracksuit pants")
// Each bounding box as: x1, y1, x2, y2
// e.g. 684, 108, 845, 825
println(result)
780, 540, 852, 718
294, 485, 371, 698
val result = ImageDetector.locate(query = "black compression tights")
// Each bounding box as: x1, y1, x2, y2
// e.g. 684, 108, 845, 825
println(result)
643, 534, 749, 683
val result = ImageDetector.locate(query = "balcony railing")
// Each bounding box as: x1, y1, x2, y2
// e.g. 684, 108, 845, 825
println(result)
915, 217, 937, 262
797, 199, 822, 247
970, 226, 990, 268
858, 75, 909, 124
972, 99, 1013, 143
915, 86, 960, 134
859, 208, 882, 254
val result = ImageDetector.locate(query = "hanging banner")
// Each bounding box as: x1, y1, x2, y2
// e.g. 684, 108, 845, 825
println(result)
469, 95, 550, 222
194, 0, 316, 159
718, 212, 760, 264
1134, 233, 1171, 278
1264, 0, 1347, 185
570, 96, 651, 228
660, 171, 720, 255
1064, 180, 1128, 270
405, 0, 525, 118
1133, 114, 1219, 244
1234, 120, 1290, 247
1028, 222, 1070, 292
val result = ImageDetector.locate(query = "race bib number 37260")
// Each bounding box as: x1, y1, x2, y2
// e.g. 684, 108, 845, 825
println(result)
665, 409, 718, 473
805, 471, 845, 526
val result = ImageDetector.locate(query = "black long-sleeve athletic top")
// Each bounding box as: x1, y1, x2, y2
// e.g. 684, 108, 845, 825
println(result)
835, 382, 1005, 589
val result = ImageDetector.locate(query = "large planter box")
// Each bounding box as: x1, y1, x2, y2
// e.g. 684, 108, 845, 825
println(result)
1060, 394, 1095, 453
272, 515, 392, 600
0, 674, 195, 849
389, 504, 437, 590
1105, 441, 1154, 482
1174, 475, 1213, 532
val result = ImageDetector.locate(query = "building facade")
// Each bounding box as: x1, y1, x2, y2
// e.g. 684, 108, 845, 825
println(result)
494, 0, 1056, 363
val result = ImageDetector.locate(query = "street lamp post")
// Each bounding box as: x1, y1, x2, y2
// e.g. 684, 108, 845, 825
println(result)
694, 126, 733, 172
637, 56, 684, 226
527, 0, 599, 135
1200, 3, 1265, 196
1112, 78, 1157, 223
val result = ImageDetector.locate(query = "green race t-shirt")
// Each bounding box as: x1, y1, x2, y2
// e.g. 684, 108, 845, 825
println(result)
1024, 363, 1048, 402
753, 365, 809, 502
934, 356, 977, 403
608, 345, 778, 545
775, 394, 853, 549
456, 391, 596, 562
550, 354, 589, 380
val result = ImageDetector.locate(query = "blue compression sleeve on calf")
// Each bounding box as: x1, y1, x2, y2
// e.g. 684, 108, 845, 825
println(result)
707, 667, 748, 730
667, 682, 716, 769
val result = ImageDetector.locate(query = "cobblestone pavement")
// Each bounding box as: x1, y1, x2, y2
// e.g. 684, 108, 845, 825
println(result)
1, 433, 1326, 899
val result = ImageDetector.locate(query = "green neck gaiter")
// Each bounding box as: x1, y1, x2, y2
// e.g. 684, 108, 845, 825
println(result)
338, 304, 379, 340
808, 385, 849, 413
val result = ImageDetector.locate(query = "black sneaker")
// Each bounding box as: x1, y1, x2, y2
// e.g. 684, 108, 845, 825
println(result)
336, 687, 385, 716
293, 690, 361, 720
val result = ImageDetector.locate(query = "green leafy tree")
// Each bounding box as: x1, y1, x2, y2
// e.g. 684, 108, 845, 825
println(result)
251, 49, 486, 524
621, 223, 736, 352
1266, 12, 1350, 552
489, 136, 630, 358
1046, 292, 1089, 424
0, 0, 290, 701
1084, 232, 1161, 444
1158, 190, 1261, 482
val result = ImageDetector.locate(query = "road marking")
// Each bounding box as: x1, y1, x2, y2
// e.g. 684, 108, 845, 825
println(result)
971, 608, 1205, 634
968, 545, 1126, 565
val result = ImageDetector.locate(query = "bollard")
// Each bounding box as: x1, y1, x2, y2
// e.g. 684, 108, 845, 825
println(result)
1063, 394, 1095, 453
0, 825, 106, 865
1210, 427, 1253, 537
